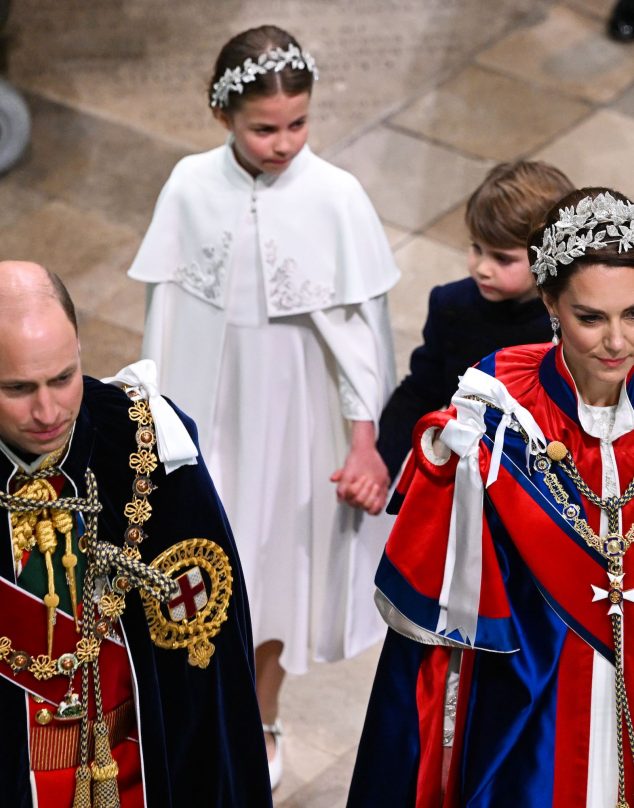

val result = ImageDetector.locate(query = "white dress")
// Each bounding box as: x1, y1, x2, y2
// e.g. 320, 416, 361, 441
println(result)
129, 143, 400, 674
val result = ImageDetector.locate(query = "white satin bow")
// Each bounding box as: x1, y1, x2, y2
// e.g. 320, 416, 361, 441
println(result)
102, 359, 199, 474
435, 367, 546, 645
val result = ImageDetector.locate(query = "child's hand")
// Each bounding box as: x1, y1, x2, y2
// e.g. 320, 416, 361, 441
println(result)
330, 467, 388, 514
330, 425, 389, 515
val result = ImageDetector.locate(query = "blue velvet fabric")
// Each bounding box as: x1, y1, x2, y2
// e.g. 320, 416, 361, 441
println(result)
347, 628, 427, 807
459, 506, 566, 806
375, 552, 518, 653
538, 347, 579, 426
0, 377, 272, 808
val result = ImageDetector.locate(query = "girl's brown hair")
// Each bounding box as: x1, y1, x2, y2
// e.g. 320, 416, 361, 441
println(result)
208, 25, 314, 113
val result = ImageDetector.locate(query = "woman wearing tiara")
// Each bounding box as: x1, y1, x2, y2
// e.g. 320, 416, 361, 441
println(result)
349, 187, 634, 807
128, 25, 399, 789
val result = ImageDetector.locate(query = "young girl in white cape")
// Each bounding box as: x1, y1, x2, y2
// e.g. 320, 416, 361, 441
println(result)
128, 24, 400, 788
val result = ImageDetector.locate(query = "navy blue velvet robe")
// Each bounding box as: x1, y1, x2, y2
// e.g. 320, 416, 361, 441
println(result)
0, 376, 272, 807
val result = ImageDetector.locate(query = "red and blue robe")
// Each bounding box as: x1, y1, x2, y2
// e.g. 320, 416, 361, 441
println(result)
349, 343, 634, 807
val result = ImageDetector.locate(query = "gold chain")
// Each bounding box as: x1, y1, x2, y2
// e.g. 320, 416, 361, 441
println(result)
542, 469, 634, 565
466, 394, 634, 806
0, 395, 159, 683
541, 445, 634, 807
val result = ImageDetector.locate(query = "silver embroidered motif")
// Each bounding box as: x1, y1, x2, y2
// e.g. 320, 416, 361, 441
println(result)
264, 240, 334, 312
174, 232, 232, 302
534, 455, 551, 473
443, 665, 460, 747
338, 376, 368, 420
594, 407, 618, 500
210, 45, 318, 108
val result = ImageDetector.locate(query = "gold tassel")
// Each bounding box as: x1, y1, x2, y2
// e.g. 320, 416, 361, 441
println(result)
11, 512, 37, 562
53, 508, 79, 629
72, 764, 92, 808
36, 518, 59, 656
91, 721, 120, 808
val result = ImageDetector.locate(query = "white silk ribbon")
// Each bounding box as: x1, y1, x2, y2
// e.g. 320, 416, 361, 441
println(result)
436, 367, 546, 645
102, 359, 199, 474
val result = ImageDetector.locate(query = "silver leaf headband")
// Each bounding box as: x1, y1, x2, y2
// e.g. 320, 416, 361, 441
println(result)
210, 44, 319, 109
530, 191, 634, 286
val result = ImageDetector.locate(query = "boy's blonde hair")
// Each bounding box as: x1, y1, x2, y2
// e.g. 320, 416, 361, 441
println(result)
465, 161, 574, 250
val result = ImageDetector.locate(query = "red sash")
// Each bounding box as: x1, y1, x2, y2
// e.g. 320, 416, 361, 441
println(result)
0, 574, 131, 711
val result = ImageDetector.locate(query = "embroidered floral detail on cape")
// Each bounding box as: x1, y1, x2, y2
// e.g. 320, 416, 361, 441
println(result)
339, 375, 368, 420
264, 239, 334, 311
175, 232, 232, 302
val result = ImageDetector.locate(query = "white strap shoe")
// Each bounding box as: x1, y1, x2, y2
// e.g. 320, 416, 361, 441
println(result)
262, 719, 283, 791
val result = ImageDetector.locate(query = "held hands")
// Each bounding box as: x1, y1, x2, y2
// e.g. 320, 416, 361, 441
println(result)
330, 421, 389, 515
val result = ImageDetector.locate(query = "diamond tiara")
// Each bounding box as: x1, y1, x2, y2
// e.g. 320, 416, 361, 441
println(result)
530, 191, 634, 286
210, 44, 318, 109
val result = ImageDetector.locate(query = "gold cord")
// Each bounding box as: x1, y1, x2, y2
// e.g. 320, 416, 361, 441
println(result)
11, 477, 74, 653
72, 765, 92, 808
53, 507, 79, 629
91, 721, 120, 807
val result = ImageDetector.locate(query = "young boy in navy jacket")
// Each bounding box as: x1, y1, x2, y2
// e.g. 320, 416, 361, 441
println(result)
377, 160, 574, 483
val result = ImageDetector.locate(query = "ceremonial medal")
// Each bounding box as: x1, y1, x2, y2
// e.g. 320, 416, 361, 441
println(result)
54, 653, 85, 721
141, 539, 232, 669
168, 567, 208, 621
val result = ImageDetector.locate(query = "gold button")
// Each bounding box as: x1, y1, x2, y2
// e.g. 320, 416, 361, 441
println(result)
32, 695, 44, 704
35, 708, 53, 726
546, 441, 567, 462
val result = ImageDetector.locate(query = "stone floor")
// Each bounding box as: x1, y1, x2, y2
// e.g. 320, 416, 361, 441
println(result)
0, 0, 630, 803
